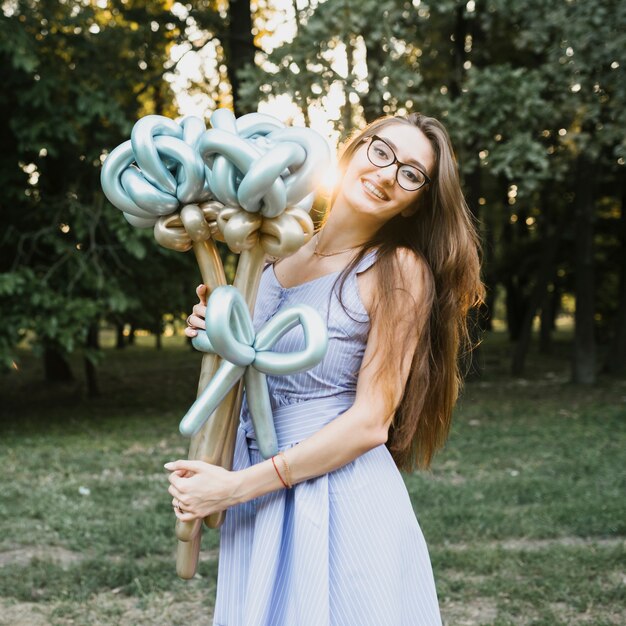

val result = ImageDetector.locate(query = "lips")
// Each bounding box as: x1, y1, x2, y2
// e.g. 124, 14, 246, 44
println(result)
361, 178, 389, 201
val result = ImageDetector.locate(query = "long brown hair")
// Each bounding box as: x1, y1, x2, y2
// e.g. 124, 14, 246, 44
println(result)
325, 113, 485, 471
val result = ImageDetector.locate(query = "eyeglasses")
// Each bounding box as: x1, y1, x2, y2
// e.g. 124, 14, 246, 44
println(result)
365, 135, 431, 192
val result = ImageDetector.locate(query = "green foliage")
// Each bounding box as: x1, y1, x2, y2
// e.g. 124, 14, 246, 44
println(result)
3, 0, 626, 380
239, 0, 626, 361
0, 0, 210, 374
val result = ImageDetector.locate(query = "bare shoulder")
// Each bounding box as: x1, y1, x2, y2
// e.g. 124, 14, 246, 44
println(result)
394, 248, 432, 291
357, 247, 433, 316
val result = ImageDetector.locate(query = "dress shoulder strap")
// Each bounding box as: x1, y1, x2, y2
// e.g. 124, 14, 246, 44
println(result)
355, 249, 379, 275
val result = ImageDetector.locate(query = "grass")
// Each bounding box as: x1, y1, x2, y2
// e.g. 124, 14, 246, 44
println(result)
0, 330, 624, 625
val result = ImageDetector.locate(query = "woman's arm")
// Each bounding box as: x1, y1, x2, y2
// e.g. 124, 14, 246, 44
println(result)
167, 250, 430, 520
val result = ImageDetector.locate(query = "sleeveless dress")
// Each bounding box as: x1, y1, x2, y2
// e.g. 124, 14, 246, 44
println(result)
213, 251, 443, 626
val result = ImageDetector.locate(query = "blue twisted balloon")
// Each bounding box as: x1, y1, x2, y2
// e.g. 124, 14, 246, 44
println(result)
180, 286, 329, 459
198, 109, 330, 219
100, 115, 210, 228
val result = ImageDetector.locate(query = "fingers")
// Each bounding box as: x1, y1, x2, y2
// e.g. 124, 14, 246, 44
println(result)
172, 496, 188, 509
165, 458, 216, 522
164, 460, 208, 474
171, 497, 197, 521
196, 283, 207, 306
192, 303, 206, 317
191, 316, 205, 330
174, 507, 197, 522
185, 286, 207, 338
184, 305, 206, 338
190, 309, 206, 328
168, 483, 183, 500
187, 314, 205, 330
184, 304, 206, 337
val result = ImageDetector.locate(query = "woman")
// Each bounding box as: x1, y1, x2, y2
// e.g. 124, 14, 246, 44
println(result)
165, 113, 485, 625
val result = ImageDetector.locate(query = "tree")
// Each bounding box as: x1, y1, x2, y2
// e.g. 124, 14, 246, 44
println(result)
0, 0, 201, 389
237, 0, 626, 383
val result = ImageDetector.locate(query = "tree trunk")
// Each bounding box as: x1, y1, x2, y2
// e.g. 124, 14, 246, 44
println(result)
44, 345, 74, 383
84, 322, 100, 397
449, 4, 467, 100
480, 197, 496, 333
226, 0, 256, 116
362, 32, 385, 123
128, 324, 136, 346
503, 192, 531, 341
539, 285, 557, 354
341, 17, 358, 134
604, 170, 626, 374
502, 193, 525, 341
460, 166, 484, 378
572, 153, 596, 384
511, 221, 560, 375
462, 307, 484, 380
155, 330, 162, 350
116, 322, 126, 349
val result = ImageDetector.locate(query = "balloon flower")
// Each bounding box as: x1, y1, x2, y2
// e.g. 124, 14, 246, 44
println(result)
101, 108, 330, 579
182, 286, 328, 458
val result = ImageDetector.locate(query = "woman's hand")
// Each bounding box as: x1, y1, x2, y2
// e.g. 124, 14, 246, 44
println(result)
165, 460, 240, 521
184, 284, 208, 339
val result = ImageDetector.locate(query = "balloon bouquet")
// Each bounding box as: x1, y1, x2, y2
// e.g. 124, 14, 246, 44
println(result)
101, 109, 330, 578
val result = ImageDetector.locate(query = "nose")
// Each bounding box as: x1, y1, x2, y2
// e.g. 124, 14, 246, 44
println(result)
376, 163, 398, 186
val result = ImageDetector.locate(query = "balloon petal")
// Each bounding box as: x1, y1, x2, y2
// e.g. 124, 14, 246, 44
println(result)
179, 361, 245, 436
244, 368, 279, 458
180, 286, 328, 458
191, 331, 215, 354
121, 167, 179, 215
131, 115, 182, 193
254, 305, 328, 375
205, 286, 256, 366
101, 114, 213, 230
124, 212, 157, 228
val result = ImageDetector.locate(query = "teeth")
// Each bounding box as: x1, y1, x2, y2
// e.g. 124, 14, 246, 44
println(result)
363, 180, 386, 200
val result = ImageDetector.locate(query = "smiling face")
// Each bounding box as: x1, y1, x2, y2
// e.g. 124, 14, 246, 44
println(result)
335, 122, 436, 225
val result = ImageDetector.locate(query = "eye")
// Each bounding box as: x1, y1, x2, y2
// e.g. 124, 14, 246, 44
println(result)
400, 167, 421, 183
374, 146, 390, 159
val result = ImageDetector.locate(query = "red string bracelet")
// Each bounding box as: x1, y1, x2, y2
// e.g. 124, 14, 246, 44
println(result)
278, 452, 293, 488
271, 455, 289, 489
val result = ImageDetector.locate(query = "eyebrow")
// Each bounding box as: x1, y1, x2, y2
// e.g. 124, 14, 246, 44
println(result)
378, 136, 429, 173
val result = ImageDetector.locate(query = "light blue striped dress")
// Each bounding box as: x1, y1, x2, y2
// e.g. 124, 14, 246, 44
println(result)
213, 251, 442, 626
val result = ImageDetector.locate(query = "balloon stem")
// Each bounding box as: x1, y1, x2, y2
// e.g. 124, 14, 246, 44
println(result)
192, 239, 227, 292
176, 531, 202, 579
233, 244, 266, 312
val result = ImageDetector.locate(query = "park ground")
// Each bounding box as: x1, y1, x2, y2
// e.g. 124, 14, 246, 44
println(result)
0, 330, 624, 625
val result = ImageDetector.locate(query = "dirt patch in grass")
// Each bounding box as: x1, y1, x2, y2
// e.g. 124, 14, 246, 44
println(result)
443, 570, 488, 586
443, 536, 625, 552
440, 597, 498, 626
0, 546, 85, 569
423, 470, 468, 485
0, 590, 214, 626
547, 601, 625, 625
497, 536, 625, 551
65, 590, 213, 626
442, 599, 625, 626
0, 600, 50, 626
123, 439, 185, 457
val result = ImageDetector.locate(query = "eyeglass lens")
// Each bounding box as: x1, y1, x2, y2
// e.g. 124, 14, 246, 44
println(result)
368, 139, 427, 191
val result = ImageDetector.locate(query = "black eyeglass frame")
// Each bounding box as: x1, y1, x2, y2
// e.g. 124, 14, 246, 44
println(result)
364, 135, 432, 192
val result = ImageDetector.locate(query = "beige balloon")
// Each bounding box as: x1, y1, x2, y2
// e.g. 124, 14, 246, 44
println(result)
155, 201, 241, 578
176, 524, 202, 579
168, 202, 314, 578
